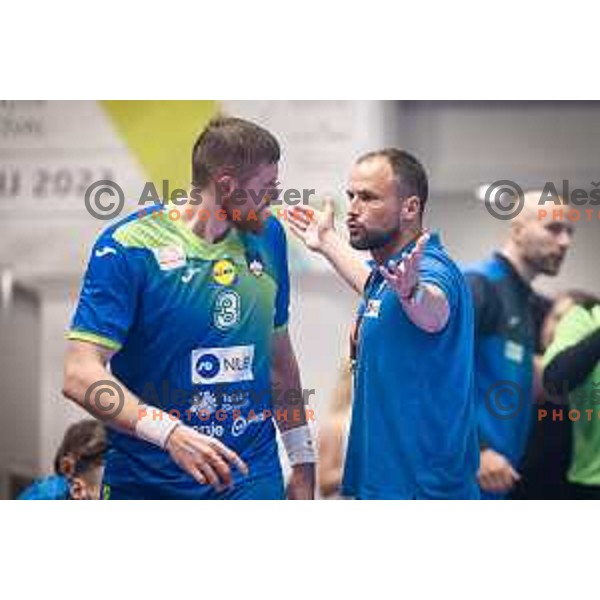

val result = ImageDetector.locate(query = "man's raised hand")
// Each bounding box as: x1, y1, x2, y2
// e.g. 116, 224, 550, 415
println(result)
286, 198, 335, 253
379, 231, 430, 299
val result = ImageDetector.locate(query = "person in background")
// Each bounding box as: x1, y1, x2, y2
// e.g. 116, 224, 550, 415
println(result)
318, 360, 352, 498
464, 191, 574, 499
18, 419, 106, 500
517, 291, 598, 499
543, 292, 600, 499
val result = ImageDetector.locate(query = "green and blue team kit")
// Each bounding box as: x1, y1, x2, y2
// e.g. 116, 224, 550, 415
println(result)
68, 205, 290, 499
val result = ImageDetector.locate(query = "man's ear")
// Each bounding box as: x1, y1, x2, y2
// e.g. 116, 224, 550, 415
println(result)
69, 476, 88, 500
511, 220, 525, 245
59, 454, 76, 478
401, 195, 421, 220
214, 171, 238, 201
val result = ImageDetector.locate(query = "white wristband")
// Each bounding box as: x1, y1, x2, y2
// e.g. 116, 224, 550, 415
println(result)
281, 424, 316, 466
134, 405, 180, 449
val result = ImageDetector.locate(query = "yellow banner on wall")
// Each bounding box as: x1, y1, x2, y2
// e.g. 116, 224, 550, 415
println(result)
101, 100, 218, 195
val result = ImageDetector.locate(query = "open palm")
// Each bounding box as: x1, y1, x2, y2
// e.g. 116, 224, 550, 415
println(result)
287, 198, 335, 252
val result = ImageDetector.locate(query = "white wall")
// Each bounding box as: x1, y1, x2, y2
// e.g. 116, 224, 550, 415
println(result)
38, 281, 88, 475
0, 286, 40, 496
0, 279, 87, 496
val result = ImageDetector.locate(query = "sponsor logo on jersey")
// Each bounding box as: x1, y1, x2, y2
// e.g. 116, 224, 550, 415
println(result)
508, 315, 521, 328
231, 410, 269, 437
231, 415, 248, 437
505, 340, 525, 364
249, 259, 264, 277
191, 345, 254, 385
212, 258, 237, 286
181, 266, 202, 284
153, 245, 186, 270
188, 390, 218, 415
95, 246, 117, 258
364, 299, 381, 318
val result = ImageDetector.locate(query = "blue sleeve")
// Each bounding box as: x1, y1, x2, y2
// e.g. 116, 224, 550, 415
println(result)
419, 252, 461, 315
68, 232, 141, 350
265, 217, 290, 331
18, 475, 70, 500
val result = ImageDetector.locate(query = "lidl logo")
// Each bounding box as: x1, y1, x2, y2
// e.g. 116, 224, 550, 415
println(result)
212, 259, 237, 286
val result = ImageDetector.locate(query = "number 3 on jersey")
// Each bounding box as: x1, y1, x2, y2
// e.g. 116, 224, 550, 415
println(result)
213, 289, 241, 331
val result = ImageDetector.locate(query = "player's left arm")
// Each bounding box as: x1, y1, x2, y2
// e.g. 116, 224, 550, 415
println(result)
271, 329, 316, 500
379, 232, 450, 333
268, 216, 316, 499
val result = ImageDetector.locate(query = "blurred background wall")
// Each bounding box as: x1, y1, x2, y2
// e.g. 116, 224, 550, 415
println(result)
1, 100, 599, 497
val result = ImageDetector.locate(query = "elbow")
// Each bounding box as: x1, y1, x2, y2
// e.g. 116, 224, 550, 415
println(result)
420, 295, 450, 334
62, 355, 89, 405
62, 361, 79, 403
424, 319, 446, 334
421, 311, 449, 334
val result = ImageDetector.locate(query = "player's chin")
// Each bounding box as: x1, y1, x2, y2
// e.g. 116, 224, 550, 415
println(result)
348, 233, 369, 250
233, 217, 265, 234
540, 256, 564, 276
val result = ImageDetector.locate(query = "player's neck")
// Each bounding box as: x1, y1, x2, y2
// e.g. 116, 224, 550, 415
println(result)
179, 192, 232, 244
499, 243, 537, 284
370, 225, 422, 265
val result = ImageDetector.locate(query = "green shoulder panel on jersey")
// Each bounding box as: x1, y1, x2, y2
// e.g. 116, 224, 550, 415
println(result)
111, 209, 246, 261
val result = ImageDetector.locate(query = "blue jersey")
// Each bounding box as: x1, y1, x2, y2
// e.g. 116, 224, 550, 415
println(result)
68, 206, 290, 499
464, 253, 550, 494
342, 232, 480, 499
18, 475, 70, 500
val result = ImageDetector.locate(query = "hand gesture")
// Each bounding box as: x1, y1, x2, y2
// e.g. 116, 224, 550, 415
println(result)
379, 231, 430, 299
166, 424, 248, 492
287, 198, 336, 254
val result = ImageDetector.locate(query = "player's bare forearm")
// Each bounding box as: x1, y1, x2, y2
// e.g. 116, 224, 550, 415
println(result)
398, 283, 450, 333
62, 340, 145, 433
270, 329, 309, 432
271, 329, 316, 499
63, 339, 248, 490
286, 203, 369, 294
320, 230, 370, 294
317, 420, 345, 498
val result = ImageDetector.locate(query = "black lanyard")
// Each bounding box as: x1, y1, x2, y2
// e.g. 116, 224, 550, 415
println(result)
350, 269, 382, 372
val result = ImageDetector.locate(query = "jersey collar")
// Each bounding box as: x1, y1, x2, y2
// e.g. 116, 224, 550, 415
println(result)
367, 230, 441, 270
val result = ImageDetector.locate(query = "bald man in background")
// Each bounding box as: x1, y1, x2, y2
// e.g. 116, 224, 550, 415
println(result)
464, 190, 574, 499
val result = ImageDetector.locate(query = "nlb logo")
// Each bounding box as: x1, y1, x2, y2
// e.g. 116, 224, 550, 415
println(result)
191, 345, 254, 385
195, 353, 220, 379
